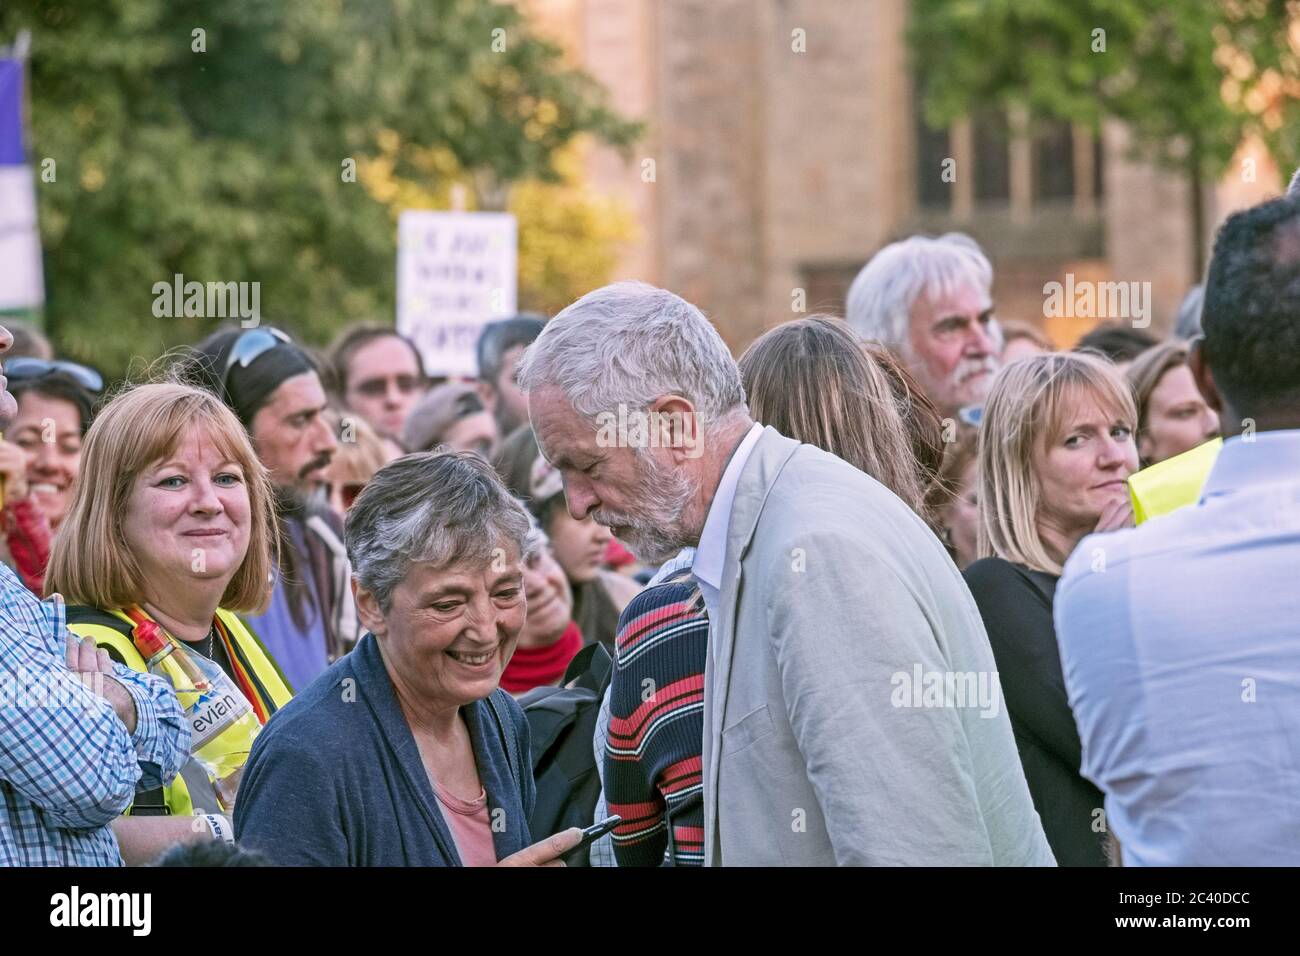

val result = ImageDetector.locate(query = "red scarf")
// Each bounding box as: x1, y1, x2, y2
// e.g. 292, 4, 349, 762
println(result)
500, 622, 583, 694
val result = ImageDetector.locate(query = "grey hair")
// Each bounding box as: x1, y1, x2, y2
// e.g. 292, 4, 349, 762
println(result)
344, 450, 531, 611
1289, 166, 1300, 198
845, 233, 994, 349
516, 281, 747, 424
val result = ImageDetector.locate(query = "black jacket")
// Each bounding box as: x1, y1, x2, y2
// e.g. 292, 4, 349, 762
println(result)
964, 557, 1108, 866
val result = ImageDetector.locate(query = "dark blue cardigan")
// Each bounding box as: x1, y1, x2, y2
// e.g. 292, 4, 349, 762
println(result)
234, 632, 535, 866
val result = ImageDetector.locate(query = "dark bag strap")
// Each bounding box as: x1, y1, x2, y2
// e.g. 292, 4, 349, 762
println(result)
64, 604, 135, 635
486, 690, 523, 799
562, 641, 613, 693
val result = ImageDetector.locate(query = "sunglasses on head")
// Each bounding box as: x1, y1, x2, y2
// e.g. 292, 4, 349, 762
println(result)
222, 328, 292, 396
3, 357, 104, 393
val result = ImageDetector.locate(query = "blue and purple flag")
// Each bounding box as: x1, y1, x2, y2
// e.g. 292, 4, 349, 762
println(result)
0, 55, 44, 311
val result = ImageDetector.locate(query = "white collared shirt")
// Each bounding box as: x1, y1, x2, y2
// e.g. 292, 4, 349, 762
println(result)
1055, 429, 1300, 865
692, 422, 764, 663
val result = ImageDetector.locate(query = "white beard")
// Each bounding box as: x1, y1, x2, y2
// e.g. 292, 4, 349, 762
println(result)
593, 457, 698, 566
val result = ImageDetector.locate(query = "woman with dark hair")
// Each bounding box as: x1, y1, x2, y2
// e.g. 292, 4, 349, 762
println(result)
498, 518, 582, 695
1127, 341, 1220, 467
0, 359, 101, 593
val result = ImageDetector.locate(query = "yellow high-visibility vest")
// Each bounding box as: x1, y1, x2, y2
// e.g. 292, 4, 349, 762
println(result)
67, 607, 293, 817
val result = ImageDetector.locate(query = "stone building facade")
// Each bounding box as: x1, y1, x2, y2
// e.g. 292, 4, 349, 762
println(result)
523, 0, 1283, 350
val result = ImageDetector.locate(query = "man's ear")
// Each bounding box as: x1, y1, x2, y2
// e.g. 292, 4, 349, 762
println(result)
477, 379, 498, 412
352, 578, 387, 636
1188, 340, 1223, 413
649, 394, 702, 465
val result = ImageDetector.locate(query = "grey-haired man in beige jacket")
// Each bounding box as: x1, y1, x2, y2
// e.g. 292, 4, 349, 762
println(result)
520, 280, 1054, 866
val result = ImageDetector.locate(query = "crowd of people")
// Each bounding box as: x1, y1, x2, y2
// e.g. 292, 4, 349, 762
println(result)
2, 187, 1298, 868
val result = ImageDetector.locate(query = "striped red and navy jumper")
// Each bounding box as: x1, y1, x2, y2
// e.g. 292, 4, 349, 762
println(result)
604, 568, 708, 866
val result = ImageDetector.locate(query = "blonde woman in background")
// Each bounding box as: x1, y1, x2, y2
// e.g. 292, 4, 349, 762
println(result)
963, 352, 1138, 866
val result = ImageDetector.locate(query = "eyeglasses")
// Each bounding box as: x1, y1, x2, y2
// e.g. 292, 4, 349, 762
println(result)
222, 328, 291, 396
353, 374, 423, 399
3, 357, 104, 393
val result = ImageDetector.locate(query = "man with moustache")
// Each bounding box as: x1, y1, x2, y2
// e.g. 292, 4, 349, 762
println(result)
188, 327, 359, 690
519, 281, 1052, 866
0, 323, 189, 865
846, 232, 1002, 424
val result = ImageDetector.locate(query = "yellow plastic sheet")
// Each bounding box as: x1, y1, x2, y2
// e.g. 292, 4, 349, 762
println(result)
1128, 438, 1223, 524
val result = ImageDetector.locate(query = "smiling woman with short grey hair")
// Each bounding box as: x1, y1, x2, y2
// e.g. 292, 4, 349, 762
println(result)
234, 451, 583, 866
346, 450, 531, 611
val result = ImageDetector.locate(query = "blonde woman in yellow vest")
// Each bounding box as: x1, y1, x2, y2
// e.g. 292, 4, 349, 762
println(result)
46, 382, 292, 865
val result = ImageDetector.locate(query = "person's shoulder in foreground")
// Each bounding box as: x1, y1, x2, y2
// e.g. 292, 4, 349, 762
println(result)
722, 432, 1054, 866
0, 562, 189, 866
1055, 432, 1300, 865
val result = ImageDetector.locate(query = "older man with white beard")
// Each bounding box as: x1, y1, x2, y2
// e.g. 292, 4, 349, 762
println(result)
518, 281, 1054, 866
846, 232, 1002, 424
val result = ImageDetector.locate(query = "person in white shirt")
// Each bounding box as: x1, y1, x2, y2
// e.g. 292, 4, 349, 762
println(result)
1055, 194, 1300, 866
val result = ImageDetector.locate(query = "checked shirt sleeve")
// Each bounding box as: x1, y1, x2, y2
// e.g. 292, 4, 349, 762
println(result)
106, 661, 189, 791
0, 570, 188, 828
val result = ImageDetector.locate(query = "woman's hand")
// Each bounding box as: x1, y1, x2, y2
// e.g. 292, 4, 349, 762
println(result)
1094, 494, 1135, 534
0, 440, 29, 502
496, 827, 583, 867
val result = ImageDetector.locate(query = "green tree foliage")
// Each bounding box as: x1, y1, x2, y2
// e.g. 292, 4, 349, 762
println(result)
0, 0, 640, 375
910, 0, 1300, 271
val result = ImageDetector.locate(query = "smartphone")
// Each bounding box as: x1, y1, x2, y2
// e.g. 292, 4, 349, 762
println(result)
563, 814, 622, 860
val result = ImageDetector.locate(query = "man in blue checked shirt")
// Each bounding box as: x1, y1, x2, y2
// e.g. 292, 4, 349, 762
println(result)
0, 325, 189, 866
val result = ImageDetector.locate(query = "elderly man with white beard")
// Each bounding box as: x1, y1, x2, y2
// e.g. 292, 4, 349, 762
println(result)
846, 232, 1003, 424
518, 281, 1053, 866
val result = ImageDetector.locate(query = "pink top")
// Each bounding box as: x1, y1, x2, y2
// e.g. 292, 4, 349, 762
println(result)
432, 780, 498, 866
